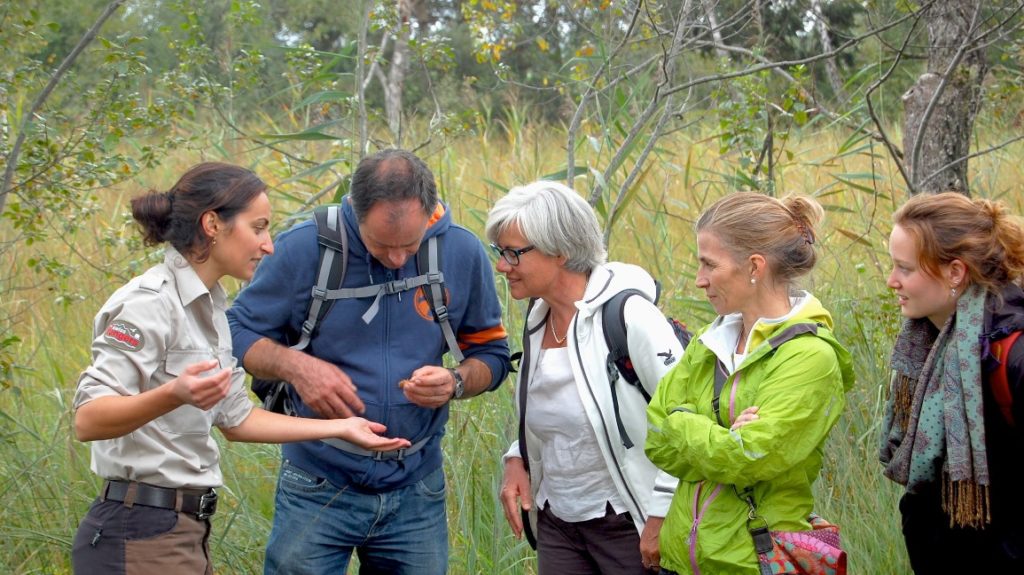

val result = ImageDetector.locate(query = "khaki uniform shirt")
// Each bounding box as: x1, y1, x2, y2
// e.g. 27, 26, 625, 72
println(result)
74, 248, 253, 489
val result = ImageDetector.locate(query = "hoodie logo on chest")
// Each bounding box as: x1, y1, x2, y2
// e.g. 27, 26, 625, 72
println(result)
413, 287, 451, 321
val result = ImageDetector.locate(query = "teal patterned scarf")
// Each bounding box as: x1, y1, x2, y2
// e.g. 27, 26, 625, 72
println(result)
879, 285, 990, 528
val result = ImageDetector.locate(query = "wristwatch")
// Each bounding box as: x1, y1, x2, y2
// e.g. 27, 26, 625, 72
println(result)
449, 368, 465, 400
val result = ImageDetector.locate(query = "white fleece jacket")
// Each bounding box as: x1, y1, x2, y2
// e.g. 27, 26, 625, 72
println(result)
505, 262, 683, 534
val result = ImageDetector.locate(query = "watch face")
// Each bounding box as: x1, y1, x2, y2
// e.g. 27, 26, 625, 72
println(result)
451, 369, 465, 399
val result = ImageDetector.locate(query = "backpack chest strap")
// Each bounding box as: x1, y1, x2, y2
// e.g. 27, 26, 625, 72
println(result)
319, 271, 445, 324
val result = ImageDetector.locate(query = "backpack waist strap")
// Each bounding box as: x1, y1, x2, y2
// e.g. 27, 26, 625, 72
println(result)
320, 434, 432, 461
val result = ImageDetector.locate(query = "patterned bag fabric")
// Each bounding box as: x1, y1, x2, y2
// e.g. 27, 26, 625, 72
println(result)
757, 514, 847, 575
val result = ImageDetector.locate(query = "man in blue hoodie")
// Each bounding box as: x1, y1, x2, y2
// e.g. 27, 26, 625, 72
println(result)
227, 149, 511, 575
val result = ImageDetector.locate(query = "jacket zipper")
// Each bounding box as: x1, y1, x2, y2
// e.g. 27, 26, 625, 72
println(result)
383, 268, 393, 429
689, 480, 724, 575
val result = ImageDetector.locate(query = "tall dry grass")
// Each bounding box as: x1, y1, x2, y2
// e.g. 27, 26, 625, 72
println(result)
1, 120, 1022, 573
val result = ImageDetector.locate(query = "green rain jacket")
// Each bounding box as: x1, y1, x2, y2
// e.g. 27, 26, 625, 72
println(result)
645, 292, 854, 575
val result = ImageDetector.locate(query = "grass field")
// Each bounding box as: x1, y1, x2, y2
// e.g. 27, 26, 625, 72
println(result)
1, 121, 1022, 574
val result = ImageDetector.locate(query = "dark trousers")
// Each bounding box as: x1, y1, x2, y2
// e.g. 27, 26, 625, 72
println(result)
537, 502, 647, 575
72, 498, 212, 575
900, 487, 1024, 574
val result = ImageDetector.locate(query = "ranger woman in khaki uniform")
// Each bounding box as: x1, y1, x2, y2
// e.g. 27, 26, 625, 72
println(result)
71, 162, 409, 574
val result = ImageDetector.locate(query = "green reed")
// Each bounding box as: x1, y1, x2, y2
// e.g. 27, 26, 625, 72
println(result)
2, 121, 1022, 573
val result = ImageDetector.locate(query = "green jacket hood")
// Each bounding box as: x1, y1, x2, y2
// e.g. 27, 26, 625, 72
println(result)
698, 291, 855, 393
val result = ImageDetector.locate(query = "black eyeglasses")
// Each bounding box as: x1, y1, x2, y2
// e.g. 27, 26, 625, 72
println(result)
490, 243, 536, 266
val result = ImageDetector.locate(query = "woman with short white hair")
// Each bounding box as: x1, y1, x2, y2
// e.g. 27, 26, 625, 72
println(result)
488, 180, 682, 574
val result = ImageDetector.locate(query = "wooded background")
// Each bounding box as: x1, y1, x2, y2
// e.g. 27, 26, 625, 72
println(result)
2, 1, 1023, 572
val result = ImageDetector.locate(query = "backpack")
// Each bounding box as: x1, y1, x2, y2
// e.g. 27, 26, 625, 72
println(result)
600, 286, 693, 448
990, 329, 1021, 427
251, 204, 464, 414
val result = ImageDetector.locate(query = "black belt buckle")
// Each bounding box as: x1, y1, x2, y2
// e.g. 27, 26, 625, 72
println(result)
197, 489, 218, 519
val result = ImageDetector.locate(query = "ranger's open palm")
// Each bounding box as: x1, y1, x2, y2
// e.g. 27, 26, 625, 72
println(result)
335, 417, 412, 452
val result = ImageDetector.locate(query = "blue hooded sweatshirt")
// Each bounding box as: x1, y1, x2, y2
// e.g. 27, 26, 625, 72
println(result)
228, 196, 511, 491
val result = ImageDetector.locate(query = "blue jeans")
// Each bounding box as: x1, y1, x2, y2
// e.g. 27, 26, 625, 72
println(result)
264, 460, 448, 575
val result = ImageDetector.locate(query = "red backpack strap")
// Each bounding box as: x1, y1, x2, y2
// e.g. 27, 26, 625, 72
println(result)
992, 330, 1022, 428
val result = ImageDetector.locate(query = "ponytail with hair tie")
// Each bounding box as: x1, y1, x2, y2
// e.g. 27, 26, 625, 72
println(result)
797, 222, 815, 245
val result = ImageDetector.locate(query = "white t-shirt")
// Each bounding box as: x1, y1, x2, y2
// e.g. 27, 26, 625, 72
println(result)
527, 347, 624, 522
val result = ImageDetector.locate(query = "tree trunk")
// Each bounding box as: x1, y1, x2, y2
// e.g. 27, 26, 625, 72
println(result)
902, 0, 987, 196
753, 0, 764, 45
384, 0, 413, 144
356, 0, 373, 156
811, 0, 846, 102
702, 0, 729, 61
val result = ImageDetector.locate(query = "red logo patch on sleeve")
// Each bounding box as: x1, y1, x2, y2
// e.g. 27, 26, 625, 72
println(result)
103, 320, 145, 352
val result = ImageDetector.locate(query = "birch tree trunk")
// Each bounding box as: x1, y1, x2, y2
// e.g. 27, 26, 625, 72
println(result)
702, 0, 729, 61
811, 0, 846, 102
384, 0, 413, 144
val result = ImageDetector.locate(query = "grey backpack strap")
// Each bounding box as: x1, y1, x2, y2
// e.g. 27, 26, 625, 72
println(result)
418, 235, 464, 363
299, 223, 462, 361
712, 359, 731, 427
321, 434, 432, 461
712, 322, 821, 427
602, 289, 637, 384
293, 205, 347, 351
323, 272, 442, 324
256, 205, 346, 415
601, 289, 648, 448
767, 323, 819, 348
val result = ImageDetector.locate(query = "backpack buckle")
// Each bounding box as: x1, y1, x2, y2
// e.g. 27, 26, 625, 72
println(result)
301, 320, 317, 336
373, 446, 408, 461
606, 357, 620, 383
433, 304, 449, 322
384, 279, 409, 294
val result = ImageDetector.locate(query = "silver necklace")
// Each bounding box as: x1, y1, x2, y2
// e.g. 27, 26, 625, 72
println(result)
550, 316, 567, 345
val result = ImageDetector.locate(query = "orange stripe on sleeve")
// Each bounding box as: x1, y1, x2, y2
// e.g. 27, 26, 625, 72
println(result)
457, 324, 509, 349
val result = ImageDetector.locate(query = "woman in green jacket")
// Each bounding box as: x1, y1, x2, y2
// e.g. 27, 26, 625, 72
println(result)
645, 192, 854, 574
